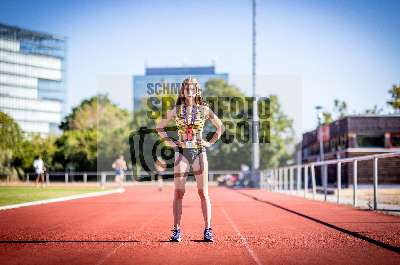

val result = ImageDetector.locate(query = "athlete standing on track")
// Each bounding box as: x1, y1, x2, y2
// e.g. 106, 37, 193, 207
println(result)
156, 77, 224, 242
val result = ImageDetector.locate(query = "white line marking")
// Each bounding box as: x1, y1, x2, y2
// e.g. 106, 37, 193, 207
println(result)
221, 207, 263, 265
96, 207, 166, 265
0, 188, 125, 211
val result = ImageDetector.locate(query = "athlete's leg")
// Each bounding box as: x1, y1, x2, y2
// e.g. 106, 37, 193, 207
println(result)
192, 150, 211, 229
119, 173, 125, 188
40, 173, 45, 187
173, 152, 189, 229
35, 173, 39, 186
115, 174, 120, 187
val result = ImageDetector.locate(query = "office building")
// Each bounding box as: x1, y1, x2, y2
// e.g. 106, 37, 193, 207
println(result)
133, 65, 228, 110
0, 23, 66, 135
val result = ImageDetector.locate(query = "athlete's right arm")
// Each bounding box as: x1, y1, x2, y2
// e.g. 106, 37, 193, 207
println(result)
155, 106, 178, 149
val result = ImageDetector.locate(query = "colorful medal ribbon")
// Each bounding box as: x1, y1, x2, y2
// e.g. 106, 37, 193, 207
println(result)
182, 105, 197, 141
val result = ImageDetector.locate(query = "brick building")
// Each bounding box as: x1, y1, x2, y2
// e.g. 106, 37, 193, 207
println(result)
299, 115, 400, 186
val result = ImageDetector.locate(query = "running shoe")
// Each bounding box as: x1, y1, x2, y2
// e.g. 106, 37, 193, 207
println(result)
204, 228, 214, 242
170, 228, 182, 242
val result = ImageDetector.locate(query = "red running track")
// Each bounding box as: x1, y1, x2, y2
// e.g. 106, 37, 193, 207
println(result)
0, 185, 399, 265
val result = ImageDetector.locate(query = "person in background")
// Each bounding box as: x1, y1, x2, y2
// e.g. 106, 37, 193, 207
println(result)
34, 155, 45, 187
112, 154, 128, 191
238, 164, 250, 188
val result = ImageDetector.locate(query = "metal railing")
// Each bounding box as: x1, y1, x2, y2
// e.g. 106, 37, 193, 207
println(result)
261, 151, 400, 210
25, 170, 242, 187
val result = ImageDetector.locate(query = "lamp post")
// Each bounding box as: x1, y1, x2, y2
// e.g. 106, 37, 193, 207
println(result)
315, 106, 326, 200
251, 0, 260, 180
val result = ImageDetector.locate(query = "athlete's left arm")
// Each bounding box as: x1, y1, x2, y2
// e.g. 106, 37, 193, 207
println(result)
205, 106, 225, 146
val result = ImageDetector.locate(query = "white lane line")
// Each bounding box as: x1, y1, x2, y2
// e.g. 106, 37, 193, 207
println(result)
96, 207, 166, 265
0, 188, 125, 211
221, 207, 263, 265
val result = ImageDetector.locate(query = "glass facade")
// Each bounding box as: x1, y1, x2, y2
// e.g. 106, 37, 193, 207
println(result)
133, 66, 228, 110
0, 23, 66, 135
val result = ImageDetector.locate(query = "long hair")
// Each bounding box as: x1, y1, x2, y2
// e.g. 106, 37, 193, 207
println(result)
175, 77, 206, 106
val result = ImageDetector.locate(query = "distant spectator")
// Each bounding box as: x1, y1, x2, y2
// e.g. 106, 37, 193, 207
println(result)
238, 164, 250, 187
33, 155, 45, 187
112, 155, 128, 190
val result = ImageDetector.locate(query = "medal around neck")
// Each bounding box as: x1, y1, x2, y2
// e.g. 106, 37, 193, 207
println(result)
182, 105, 197, 148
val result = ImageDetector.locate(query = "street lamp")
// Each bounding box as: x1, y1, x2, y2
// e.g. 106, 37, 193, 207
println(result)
251, 0, 260, 180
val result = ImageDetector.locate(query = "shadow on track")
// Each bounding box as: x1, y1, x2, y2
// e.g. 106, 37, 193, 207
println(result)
235, 189, 400, 255
0, 240, 140, 244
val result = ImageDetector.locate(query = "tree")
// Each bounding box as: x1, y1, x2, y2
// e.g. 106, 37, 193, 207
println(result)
387, 84, 400, 113
0, 112, 23, 180
322, 112, 333, 125
56, 94, 132, 171
202, 79, 253, 170
363, 104, 384, 115
60, 94, 130, 131
260, 94, 295, 169
333, 99, 348, 118
54, 129, 98, 171
319, 99, 348, 125
14, 134, 58, 173
203, 79, 295, 169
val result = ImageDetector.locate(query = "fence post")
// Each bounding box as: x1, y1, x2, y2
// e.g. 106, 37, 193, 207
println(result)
26, 173, 29, 183
276, 168, 279, 191
275, 169, 278, 191
353, 160, 358, 207
311, 163, 316, 199
270, 170, 273, 190
304, 165, 308, 198
263, 171, 267, 190
101, 172, 106, 189
65, 173, 68, 184
284, 168, 288, 191
270, 170, 274, 190
46, 173, 49, 185
297, 166, 301, 194
269, 170, 273, 190
276, 168, 280, 191
373, 157, 378, 210
282, 168, 285, 191
289, 167, 294, 192
278, 168, 281, 191
83, 173, 87, 183
323, 164, 327, 201
337, 162, 341, 204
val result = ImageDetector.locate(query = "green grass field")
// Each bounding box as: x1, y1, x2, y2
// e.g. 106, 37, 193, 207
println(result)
0, 186, 107, 206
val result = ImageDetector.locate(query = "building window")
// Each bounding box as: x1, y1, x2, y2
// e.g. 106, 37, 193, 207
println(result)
303, 147, 309, 158
391, 133, 400, 147
356, 134, 385, 148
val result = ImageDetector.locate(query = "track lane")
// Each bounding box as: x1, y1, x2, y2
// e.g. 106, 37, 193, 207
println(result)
0, 186, 399, 265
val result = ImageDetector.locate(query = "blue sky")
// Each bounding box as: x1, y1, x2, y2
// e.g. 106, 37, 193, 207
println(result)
1, 0, 399, 135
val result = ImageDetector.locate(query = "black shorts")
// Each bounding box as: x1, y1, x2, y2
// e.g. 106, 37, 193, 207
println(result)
175, 146, 206, 165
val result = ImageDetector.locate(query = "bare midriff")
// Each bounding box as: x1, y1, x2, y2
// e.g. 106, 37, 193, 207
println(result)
178, 134, 203, 148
